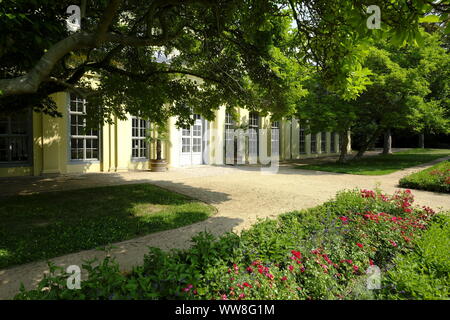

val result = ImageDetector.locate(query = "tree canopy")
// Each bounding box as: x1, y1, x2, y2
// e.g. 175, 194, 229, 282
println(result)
1, 0, 449, 127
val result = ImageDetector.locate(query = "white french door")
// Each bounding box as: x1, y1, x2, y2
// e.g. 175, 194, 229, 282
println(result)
180, 115, 203, 166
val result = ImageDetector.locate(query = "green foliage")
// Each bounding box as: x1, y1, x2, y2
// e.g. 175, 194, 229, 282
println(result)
15, 188, 446, 300
399, 160, 450, 193
378, 214, 450, 299
0, 184, 215, 269
1, 0, 447, 125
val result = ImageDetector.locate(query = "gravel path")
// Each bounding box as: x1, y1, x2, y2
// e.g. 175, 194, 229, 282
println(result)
1, 155, 449, 299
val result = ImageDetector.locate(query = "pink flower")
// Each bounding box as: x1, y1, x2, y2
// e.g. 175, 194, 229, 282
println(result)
266, 273, 274, 280
288, 265, 294, 271
389, 240, 398, 247
353, 265, 359, 272
356, 243, 364, 248
221, 294, 227, 300
238, 293, 245, 299
281, 276, 287, 281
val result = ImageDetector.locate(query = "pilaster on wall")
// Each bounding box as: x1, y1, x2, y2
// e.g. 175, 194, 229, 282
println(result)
32, 112, 43, 176
168, 116, 180, 167
40, 92, 64, 175
211, 106, 225, 165
259, 116, 269, 164
282, 118, 291, 160
326, 132, 331, 154
291, 119, 300, 159
114, 116, 131, 172
305, 133, 311, 157
103, 120, 116, 172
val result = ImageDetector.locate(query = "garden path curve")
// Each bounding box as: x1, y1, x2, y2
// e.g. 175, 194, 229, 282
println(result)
0, 155, 449, 299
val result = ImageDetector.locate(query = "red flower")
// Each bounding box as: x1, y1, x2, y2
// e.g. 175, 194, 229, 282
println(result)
339, 216, 348, 223
243, 282, 252, 288
288, 265, 294, 271
389, 240, 398, 247
353, 265, 359, 272
221, 294, 227, 300
246, 267, 253, 273
369, 259, 374, 266
238, 293, 245, 299
291, 250, 302, 259
281, 276, 287, 281
356, 243, 364, 248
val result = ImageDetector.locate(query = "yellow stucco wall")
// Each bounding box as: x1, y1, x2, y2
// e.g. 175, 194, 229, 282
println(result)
0, 91, 351, 177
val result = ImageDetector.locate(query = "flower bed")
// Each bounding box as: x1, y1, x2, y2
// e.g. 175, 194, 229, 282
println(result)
399, 160, 450, 193
15, 189, 446, 300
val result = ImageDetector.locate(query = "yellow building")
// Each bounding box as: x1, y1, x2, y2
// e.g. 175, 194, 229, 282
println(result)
0, 92, 350, 177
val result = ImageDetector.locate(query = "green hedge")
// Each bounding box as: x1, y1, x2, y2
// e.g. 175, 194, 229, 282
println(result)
399, 160, 450, 193
377, 214, 450, 299
15, 189, 446, 300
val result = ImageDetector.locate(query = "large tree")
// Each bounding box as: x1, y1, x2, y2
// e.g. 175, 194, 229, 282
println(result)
1, 0, 447, 126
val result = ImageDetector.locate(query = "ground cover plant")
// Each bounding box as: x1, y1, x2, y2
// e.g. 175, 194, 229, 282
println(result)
0, 184, 215, 269
15, 188, 448, 300
399, 160, 450, 193
296, 149, 450, 175
378, 215, 450, 299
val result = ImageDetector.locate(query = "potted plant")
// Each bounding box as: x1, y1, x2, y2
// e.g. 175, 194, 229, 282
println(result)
147, 122, 169, 172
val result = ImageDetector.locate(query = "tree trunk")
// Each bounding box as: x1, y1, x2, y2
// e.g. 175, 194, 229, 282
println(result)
419, 133, 425, 148
156, 140, 162, 160
354, 127, 383, 160
382, 128, 392, 155
337, 130, 349, 163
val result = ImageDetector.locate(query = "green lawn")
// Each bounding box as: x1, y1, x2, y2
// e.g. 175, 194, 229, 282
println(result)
295, 148, 450, 175
399, 160, 450, 193
0, 184, 215, 269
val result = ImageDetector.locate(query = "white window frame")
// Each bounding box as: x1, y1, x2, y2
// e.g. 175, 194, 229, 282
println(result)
131, 116, 149, 159
0, 111, 32, 164
299, 124, 306, 154
69, 94, 100, 161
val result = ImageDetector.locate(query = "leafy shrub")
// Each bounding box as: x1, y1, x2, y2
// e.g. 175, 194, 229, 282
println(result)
399, 160, 450, 193
15, 189, 444, 300
377, 214, 450, 300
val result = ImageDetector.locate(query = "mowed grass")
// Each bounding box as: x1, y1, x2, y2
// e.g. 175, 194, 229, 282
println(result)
296, 149, 450, 175
0, 184, 215, 269
399, 160, 450, 193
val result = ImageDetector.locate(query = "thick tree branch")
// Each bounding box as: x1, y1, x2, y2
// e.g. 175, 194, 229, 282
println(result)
0, 31, 180, 97
95, 0, 122, 45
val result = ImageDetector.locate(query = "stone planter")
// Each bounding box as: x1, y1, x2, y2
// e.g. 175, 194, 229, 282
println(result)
150, 159, 168, 172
